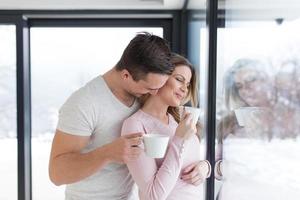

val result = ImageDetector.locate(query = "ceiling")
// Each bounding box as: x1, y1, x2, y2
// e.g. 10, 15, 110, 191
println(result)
0, 0, 299, 20
0, 0, 182, 10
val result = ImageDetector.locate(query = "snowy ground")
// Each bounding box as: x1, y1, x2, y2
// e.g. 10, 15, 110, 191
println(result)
218, 137, 300, 200
1, 137, 300, 200
0, 138, 65, 200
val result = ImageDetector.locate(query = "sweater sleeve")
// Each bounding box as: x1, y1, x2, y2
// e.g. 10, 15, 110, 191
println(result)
121, 117, 185, 200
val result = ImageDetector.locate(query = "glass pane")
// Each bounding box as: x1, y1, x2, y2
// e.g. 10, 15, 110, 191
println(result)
0, 25, 17, 200
215, 2, 300, 200
30, 27, 163, 200
187, 1, 208, 199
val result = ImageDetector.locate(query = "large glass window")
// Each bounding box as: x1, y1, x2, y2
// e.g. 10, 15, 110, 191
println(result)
30, 27, 163, 200
0, 25, 17, 200
187, 7, 208, 200
215, 9, 300, 200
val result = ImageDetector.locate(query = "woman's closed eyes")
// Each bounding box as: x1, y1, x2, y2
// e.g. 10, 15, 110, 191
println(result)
175, 75, 190, 88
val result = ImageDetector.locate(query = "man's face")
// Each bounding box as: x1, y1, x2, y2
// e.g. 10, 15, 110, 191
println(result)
125, 72, 169, 97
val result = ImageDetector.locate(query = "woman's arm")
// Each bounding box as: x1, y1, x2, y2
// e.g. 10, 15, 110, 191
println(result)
122, 117, 185, 200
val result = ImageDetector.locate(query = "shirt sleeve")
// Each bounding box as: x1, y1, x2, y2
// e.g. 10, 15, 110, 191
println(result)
57, 89, 96, 136
121, 116, 185, 200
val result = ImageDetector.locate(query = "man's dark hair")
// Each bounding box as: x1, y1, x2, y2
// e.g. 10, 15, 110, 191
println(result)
116, 32, 174, 81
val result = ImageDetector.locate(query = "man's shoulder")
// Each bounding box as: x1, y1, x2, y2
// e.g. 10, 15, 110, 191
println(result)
84, 75, 107, 95
62, 76, 106, 106
78, 75, 109, 97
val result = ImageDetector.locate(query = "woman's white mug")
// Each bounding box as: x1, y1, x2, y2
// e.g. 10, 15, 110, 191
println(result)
179, 106, 201, 125
143, 133, 169, 158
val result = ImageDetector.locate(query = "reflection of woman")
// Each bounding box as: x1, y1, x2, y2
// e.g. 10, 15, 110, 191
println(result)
121, 54, 211, 200
215, 59, 274, 186
222, 58, 275, 139
224, 58, 275, 110
215, 58, 300, 200
224, 58, 299, 139
215, 58, 275, 199
216, 58, 300, 183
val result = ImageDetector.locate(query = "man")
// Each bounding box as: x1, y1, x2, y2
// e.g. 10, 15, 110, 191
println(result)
49, 32, 205, 200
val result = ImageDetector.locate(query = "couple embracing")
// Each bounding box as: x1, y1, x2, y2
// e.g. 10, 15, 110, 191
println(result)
49, 32, 211, 200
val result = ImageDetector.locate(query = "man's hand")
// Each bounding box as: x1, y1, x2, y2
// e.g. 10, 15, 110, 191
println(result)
181, 160, 211, 186
104, 133, 143, 163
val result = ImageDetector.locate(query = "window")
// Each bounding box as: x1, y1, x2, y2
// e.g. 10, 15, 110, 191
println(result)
30, 27, 163, 200
0, 24, 17, 200
215, 19, 300, 200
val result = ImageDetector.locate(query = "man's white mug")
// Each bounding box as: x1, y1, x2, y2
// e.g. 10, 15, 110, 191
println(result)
143, 133, 169, 158
179, 106, 201, 125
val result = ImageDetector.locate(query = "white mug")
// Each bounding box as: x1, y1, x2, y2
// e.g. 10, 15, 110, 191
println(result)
234, 107, 262, 127
179, 106, 201, 125
143, 133, 169, 158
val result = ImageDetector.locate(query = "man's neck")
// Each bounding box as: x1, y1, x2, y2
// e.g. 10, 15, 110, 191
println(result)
103, 68, 135, 107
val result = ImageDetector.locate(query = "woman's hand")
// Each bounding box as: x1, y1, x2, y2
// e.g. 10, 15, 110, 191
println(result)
181, 160, 211, 186
175, 112, 197, 140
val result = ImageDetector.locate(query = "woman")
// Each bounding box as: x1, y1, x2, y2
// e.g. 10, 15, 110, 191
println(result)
121, 53, 211, 200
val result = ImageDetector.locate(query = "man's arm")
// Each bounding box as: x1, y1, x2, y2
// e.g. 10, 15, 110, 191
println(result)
49, 129, 142, 186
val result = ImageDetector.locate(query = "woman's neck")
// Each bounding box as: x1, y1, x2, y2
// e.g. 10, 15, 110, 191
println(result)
142, 97, 169, 124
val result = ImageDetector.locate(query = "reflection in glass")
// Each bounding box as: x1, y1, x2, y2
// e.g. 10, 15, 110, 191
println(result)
216, 18, 300, 200
0, 25, 17, 200
30, 27, 163, 200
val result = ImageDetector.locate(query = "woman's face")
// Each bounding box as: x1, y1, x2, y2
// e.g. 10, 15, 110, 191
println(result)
234, 67, 272, 107
157, 65, 192, 107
